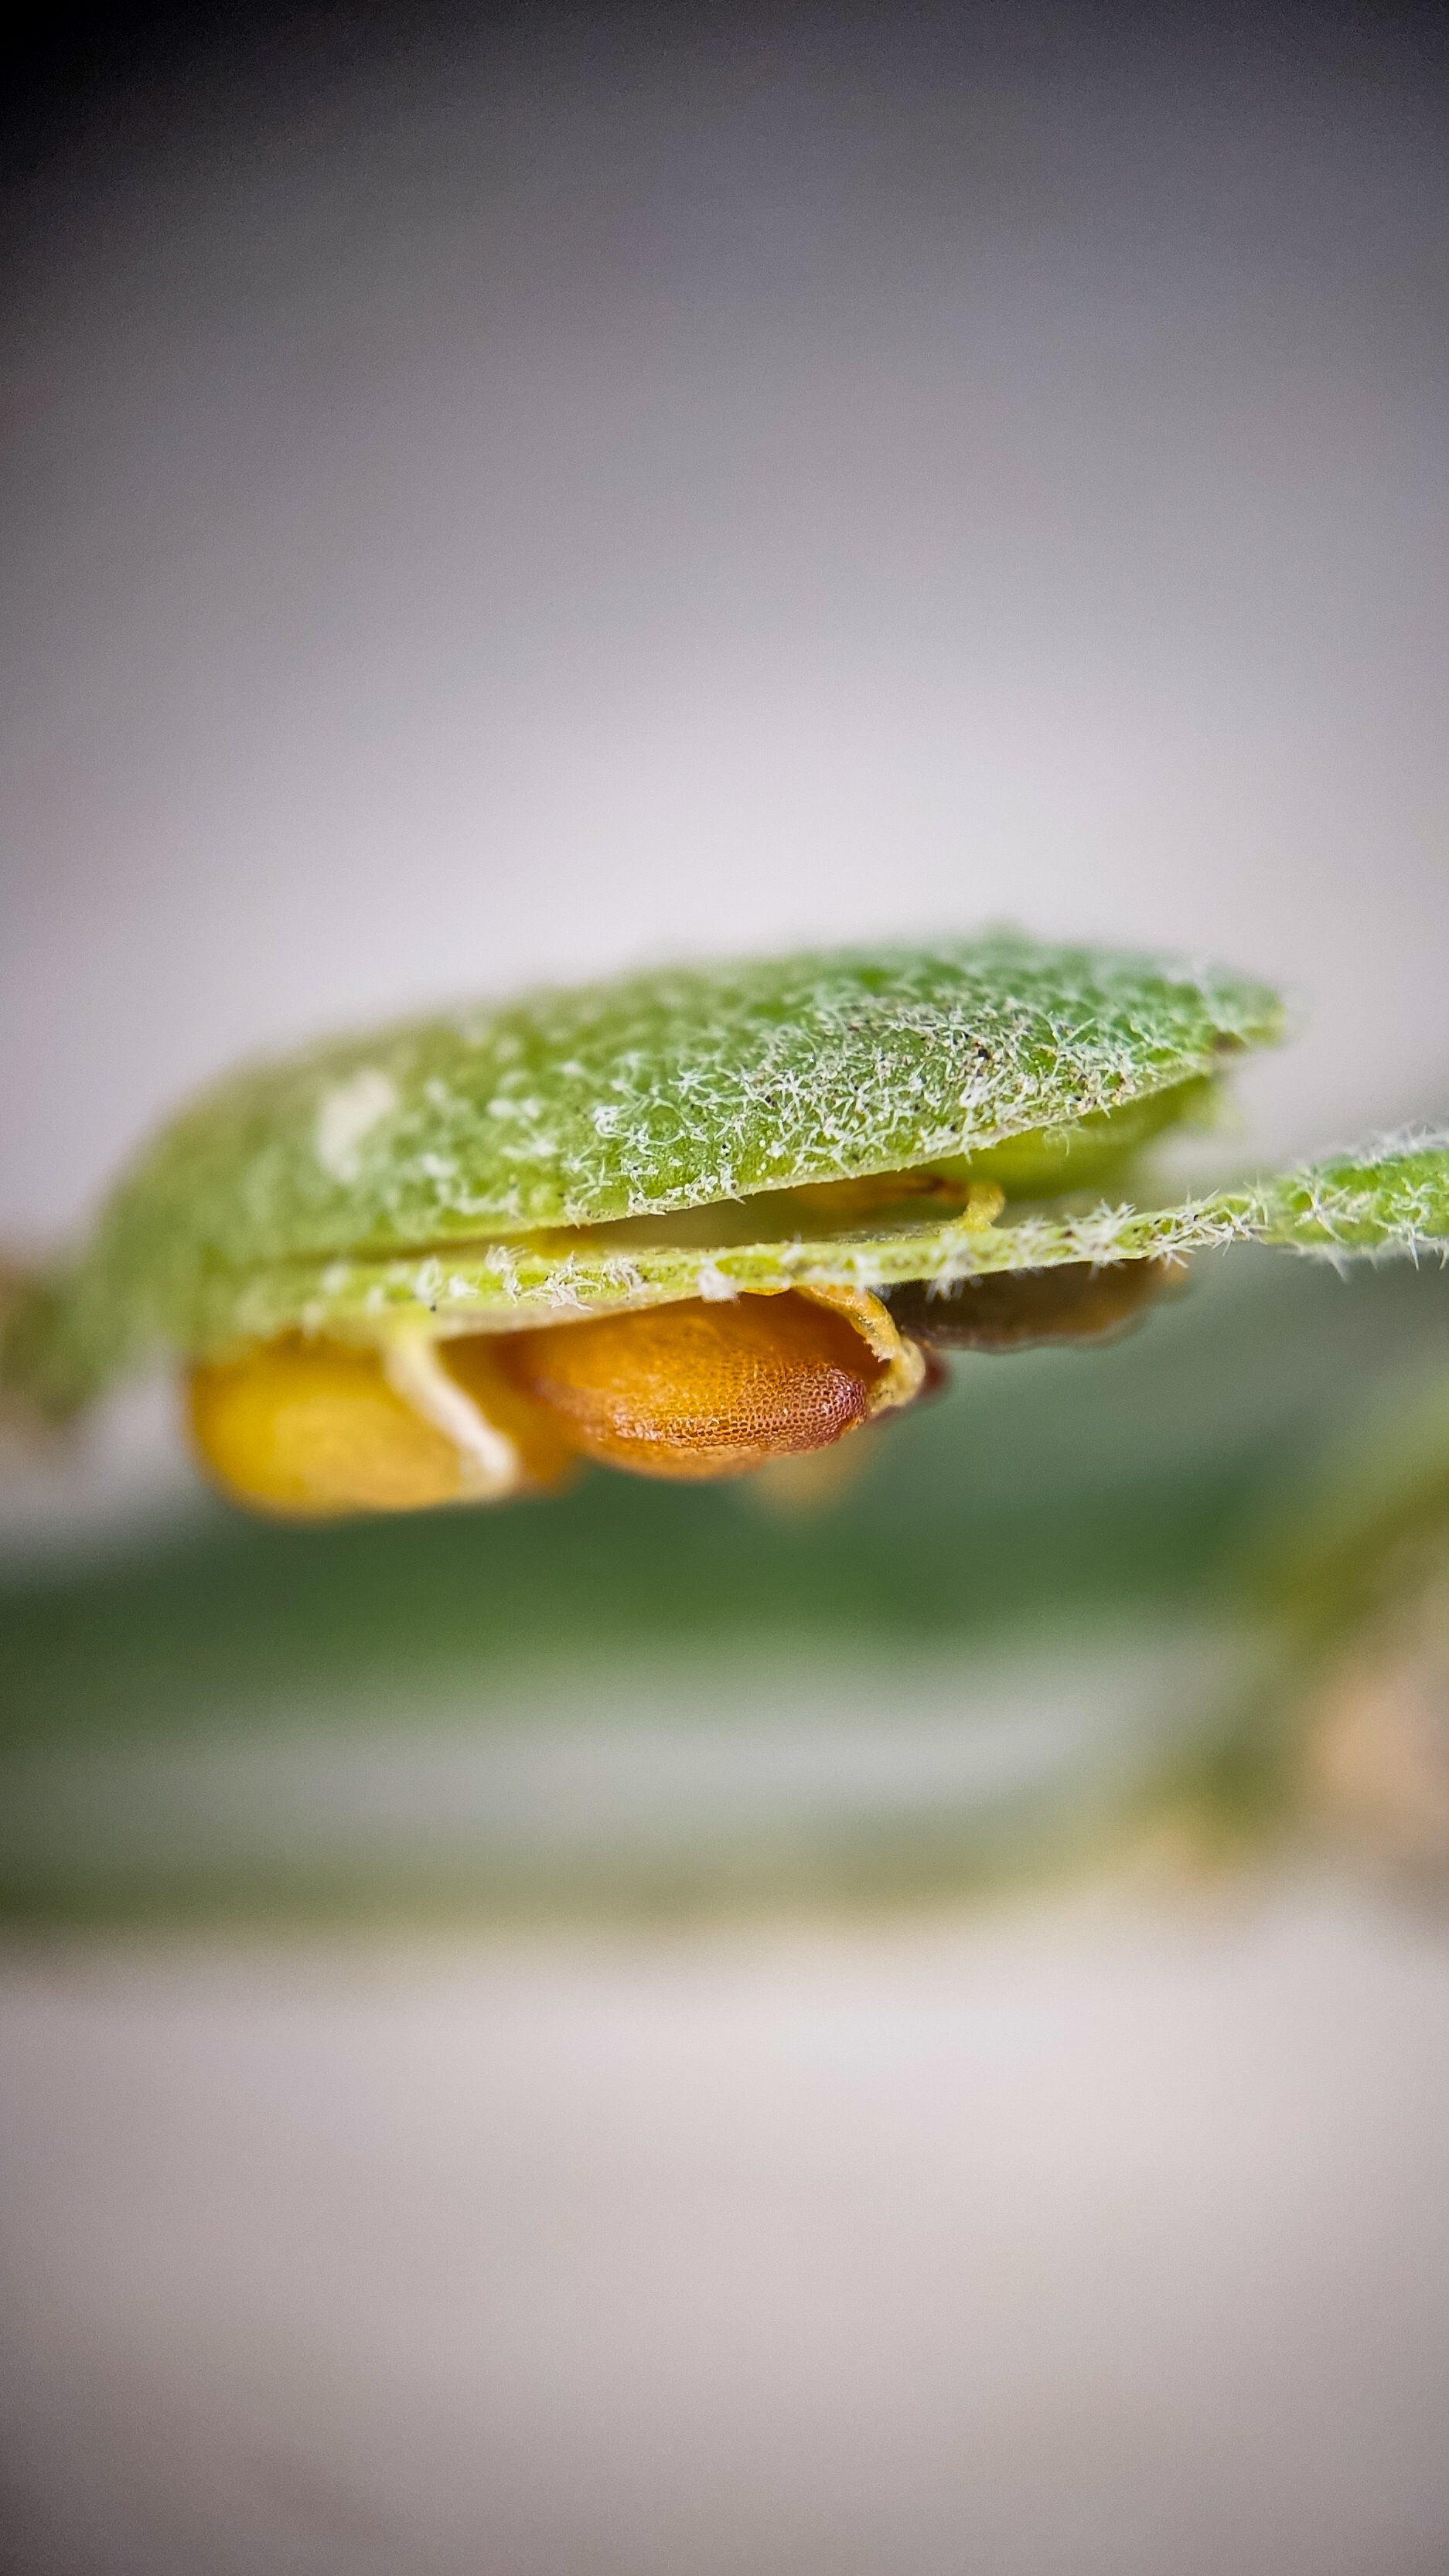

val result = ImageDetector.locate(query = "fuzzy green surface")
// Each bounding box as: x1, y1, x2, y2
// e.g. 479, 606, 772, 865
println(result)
94, 935, 1280, 1256
1251, 1132, 1449, 1256
183, 1194, 1239, 1352
136, 1133, 1449, 1359
19, 937, 1282, 1400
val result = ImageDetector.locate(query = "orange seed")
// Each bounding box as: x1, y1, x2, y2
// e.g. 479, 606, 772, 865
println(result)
501, 1292, 886, 1481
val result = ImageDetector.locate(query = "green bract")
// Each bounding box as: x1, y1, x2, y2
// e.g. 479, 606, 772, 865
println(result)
5, 934, 1445, 1417
1247, 1135, 1449, 1256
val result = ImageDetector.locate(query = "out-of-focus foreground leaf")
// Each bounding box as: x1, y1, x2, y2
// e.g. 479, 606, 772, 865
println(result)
3, 1244, 1449, 1921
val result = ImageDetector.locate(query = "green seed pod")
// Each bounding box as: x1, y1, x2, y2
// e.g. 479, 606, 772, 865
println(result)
5, 934, 1445, 1515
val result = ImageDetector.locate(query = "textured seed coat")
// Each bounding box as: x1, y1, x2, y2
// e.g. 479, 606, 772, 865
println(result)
503, 1293, 885, 1481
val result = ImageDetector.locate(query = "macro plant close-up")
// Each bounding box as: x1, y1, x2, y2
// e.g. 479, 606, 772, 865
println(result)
8, 934, 1447, 1520
3, 8, 1449, 2576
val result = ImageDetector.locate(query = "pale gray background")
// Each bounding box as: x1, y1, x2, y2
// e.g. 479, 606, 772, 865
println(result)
5, 1886, 1449, 2576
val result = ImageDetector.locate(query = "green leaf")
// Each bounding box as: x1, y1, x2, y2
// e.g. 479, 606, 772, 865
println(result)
192, 1135, 1447, 1362
12, 935, 1284, 1404
1249, 1132, 1449, 1259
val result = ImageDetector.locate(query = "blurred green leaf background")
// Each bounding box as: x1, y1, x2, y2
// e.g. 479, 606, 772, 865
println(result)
5, 1246, 1447, 1923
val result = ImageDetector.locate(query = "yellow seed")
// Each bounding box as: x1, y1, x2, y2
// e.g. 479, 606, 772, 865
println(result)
189, 1336, 469, 1519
